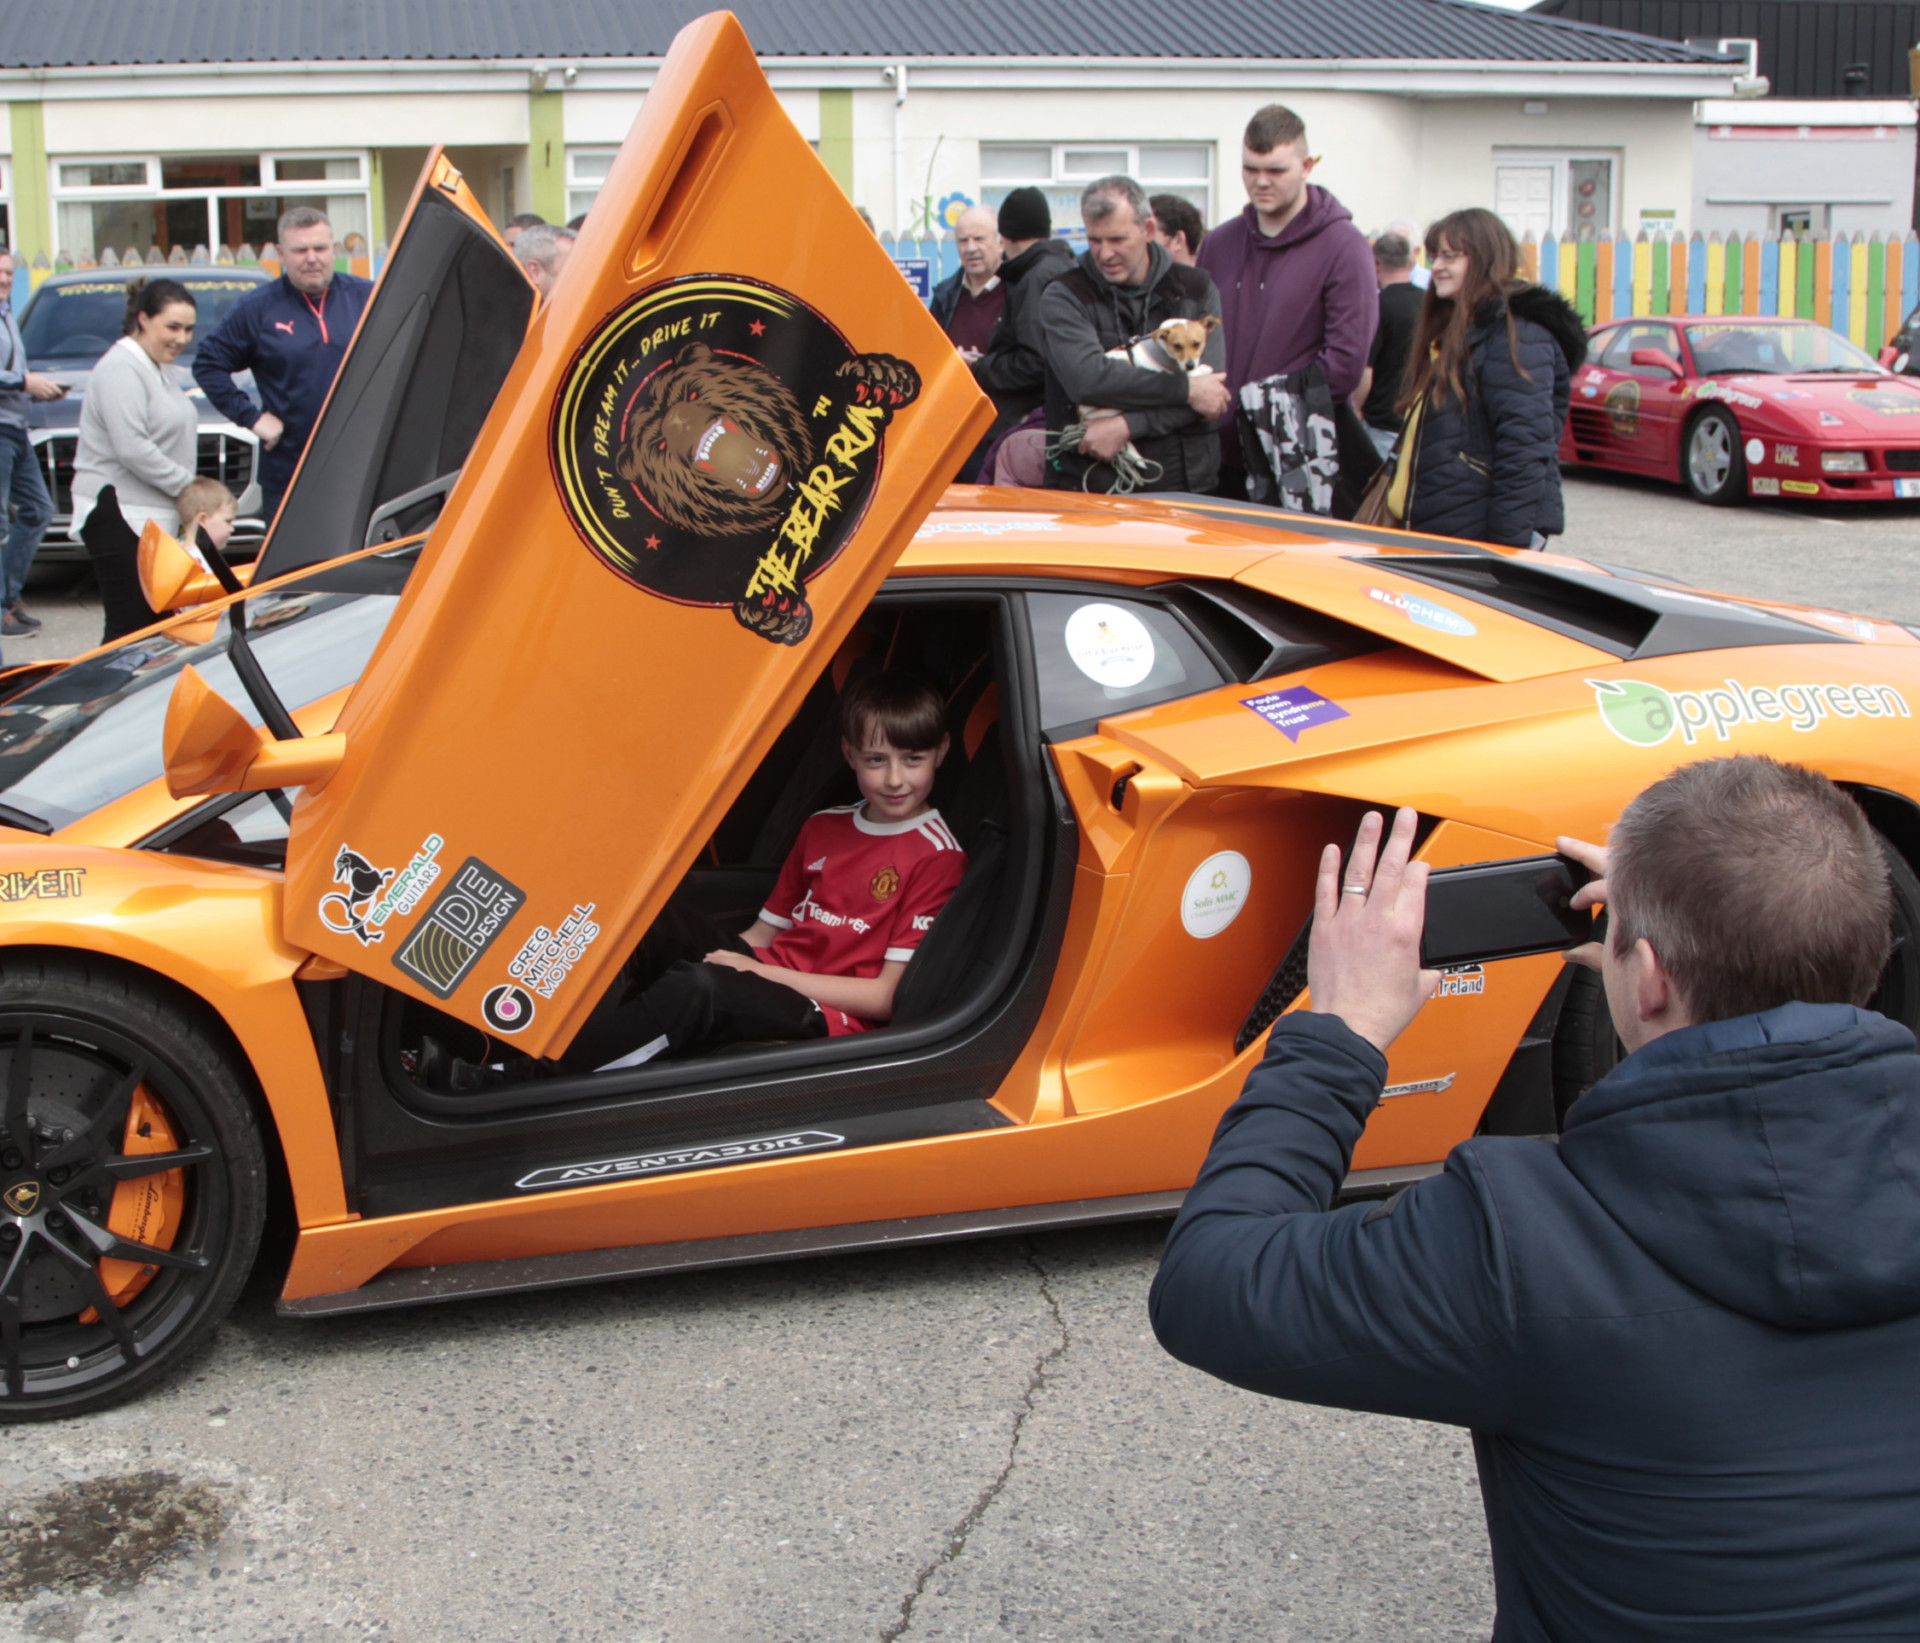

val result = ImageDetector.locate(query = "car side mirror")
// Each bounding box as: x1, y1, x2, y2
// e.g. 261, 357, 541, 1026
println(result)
1629, 347, 1685, 379
137, 520, 225, 612
161, 663, 345, 798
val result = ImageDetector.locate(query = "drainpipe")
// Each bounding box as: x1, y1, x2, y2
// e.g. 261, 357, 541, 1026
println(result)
886, 61, 909, 235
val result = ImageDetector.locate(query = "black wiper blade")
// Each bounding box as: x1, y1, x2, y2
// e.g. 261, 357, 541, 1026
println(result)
0, 803, 52, 835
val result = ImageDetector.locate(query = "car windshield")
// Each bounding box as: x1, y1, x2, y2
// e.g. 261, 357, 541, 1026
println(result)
0, 562, 408, 833
1683, 322, 1884, 377
20, 275, 267, 367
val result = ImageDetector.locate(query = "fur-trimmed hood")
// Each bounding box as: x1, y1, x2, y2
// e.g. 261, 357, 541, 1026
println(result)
1488, 283, 1589, 373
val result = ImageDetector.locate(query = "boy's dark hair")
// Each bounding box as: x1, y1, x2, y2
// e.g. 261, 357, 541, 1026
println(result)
840, 670, 946, 752
506, 212, 548, 232
1608, 756, 1892, 1023
1150, 194, 1205, 254
1245, 104, 1307, 156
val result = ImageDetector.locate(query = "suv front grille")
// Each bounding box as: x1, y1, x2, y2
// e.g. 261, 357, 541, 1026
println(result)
32, 429, 257, 520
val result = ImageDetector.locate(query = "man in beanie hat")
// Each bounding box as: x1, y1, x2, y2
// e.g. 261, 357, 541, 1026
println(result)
971, 186, 1076, 460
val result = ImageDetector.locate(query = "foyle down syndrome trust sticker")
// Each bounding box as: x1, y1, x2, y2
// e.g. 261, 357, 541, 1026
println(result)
551, 274, 920, 646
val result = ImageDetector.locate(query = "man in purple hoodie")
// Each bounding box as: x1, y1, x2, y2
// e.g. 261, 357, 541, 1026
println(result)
1197, 105, 1378, 496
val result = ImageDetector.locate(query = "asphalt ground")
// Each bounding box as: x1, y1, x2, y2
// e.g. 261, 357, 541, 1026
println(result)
0, 478, 1914, 1643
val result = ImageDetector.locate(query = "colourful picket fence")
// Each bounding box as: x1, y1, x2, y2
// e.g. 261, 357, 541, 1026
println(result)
1518, 230, 1920, 354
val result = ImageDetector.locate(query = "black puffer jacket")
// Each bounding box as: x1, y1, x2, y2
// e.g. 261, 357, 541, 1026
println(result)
1402, 285, 1586, 547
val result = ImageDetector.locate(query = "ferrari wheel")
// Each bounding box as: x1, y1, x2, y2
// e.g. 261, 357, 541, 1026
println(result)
1683, 408, 1746, 505
0, 959, 265, 1421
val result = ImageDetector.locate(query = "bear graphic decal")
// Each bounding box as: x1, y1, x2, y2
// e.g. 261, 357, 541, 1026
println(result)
552, 275, 920, 645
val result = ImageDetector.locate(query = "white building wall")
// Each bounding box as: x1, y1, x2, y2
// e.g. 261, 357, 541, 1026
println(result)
1417, 98, 1694, 235
1691, 102, 1917, 237
561, 88, 818, 146
42, 92, 531, 152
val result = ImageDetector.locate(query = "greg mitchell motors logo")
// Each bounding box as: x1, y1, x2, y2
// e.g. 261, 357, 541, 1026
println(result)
1590, 677, 1910, 748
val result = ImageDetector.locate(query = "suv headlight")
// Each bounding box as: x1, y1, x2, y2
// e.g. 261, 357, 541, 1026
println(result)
1821, 451, 1868, 473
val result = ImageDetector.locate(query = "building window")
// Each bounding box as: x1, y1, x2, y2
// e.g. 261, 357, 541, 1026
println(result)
1492, 150, 1618, 241
566, 149, 618, 221
50, 151, 370, 269
980, 143, 1213, 237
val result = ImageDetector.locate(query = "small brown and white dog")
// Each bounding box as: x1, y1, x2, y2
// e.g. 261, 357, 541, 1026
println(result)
1079, 316, 1220, 470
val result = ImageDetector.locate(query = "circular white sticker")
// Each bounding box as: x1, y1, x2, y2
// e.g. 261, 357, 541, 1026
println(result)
1743, 437, 1765, 465
1063, 602, 1155, 689
1182, 851, 1252, 939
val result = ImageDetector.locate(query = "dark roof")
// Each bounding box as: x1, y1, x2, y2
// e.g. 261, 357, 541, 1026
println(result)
0, 0, 1735, 67
1531, 0, 1920, 97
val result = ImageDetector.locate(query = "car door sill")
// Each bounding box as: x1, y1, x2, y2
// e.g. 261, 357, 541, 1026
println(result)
279, 1189, 1190, 1317
282, 1158, 1455, 1317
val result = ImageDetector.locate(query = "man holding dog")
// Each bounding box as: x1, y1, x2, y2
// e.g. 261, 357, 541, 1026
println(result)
1038, 176, 1229, 494
1151, 758, 1920, 1635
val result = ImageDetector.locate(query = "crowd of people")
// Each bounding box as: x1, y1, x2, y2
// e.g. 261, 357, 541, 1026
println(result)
931, 102, 1586, 550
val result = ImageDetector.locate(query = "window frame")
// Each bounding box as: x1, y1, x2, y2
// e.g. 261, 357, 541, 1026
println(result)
48, 149, 373, 265
977, 142, 1214, 239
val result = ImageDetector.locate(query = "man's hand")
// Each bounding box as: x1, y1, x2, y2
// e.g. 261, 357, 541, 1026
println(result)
1307, 807, 1438, 1054
253, 411, 285, 449
23, 372, 65, 402
1078, 413, 1133, 462
957, 345, 982, 363
1187, 372, 1232, 420
1556, 835, 1610, 973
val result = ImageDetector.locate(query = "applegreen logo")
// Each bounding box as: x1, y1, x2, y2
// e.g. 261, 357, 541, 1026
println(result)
1590, 679, 1676, 747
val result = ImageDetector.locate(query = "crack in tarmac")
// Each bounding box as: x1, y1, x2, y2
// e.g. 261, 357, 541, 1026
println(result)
880, 1240, 1069, 1642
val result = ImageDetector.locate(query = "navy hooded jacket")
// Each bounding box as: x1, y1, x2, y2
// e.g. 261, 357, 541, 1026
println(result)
1150, 1003, 1920, 1639
191, 272, 372, 464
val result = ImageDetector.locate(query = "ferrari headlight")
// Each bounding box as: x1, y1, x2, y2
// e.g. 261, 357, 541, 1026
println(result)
1821, 451, 1868, 473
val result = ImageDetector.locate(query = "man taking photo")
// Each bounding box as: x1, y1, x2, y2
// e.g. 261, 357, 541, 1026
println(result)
1152, 759, 1920, 1636
193, 207, 373, 527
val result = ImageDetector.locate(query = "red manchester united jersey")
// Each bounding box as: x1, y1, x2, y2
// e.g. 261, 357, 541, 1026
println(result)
757, 804, 967, 1033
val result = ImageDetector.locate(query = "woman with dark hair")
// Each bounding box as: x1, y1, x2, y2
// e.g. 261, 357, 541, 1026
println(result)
1383, 208, 1586, 548
69, 276, 202, 546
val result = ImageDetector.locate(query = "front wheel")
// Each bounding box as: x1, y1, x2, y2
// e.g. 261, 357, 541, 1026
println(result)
0, 959, 265, 1421
1683, 407, 1747, 505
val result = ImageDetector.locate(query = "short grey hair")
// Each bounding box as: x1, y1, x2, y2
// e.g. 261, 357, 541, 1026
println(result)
1081, 176, 1150, 230
278, 206, 332, 241
516, 222, 576, 271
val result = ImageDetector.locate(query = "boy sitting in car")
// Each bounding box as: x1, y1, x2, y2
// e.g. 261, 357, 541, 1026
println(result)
422, 671, 968, 1089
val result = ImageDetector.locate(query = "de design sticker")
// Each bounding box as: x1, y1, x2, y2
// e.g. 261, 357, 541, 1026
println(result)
551, 275, 920, 646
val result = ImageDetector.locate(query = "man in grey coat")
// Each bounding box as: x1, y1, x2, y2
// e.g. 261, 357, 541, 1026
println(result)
1039, 177, 1229, 494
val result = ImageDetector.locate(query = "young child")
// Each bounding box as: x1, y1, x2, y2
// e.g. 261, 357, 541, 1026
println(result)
174, 476, 238, 568
425, 670, 968, 1089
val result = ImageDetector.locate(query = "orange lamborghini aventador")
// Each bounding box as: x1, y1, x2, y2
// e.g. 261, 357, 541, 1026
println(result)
0, 15, 1916, 1416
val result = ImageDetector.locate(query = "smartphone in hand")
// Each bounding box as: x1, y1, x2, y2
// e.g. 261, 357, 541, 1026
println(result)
1420, 854, 1594, 969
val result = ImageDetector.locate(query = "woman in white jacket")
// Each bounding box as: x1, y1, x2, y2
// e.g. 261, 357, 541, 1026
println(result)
70, 277, 200, 545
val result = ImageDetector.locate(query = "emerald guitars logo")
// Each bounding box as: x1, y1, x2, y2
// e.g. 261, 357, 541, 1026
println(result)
1591, 677, 1911, 748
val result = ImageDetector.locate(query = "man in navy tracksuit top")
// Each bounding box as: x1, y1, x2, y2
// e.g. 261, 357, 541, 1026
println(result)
192, 207, 372, 527
1151, 760, 1920, 1639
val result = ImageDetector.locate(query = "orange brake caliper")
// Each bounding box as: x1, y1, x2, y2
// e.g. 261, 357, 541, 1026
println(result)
79, 1084, 187, 1320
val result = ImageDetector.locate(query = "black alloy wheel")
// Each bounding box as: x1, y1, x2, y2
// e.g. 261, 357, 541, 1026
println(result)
1551, 831, 1920, 1129
1682, 406, 1747, 505
0, 960, 264, 1420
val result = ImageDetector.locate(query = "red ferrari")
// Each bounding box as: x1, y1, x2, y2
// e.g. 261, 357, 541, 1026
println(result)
1560, 316, 1920, 505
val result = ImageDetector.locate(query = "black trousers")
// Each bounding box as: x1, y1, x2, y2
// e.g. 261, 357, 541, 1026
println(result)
552, 902, 827, 1074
